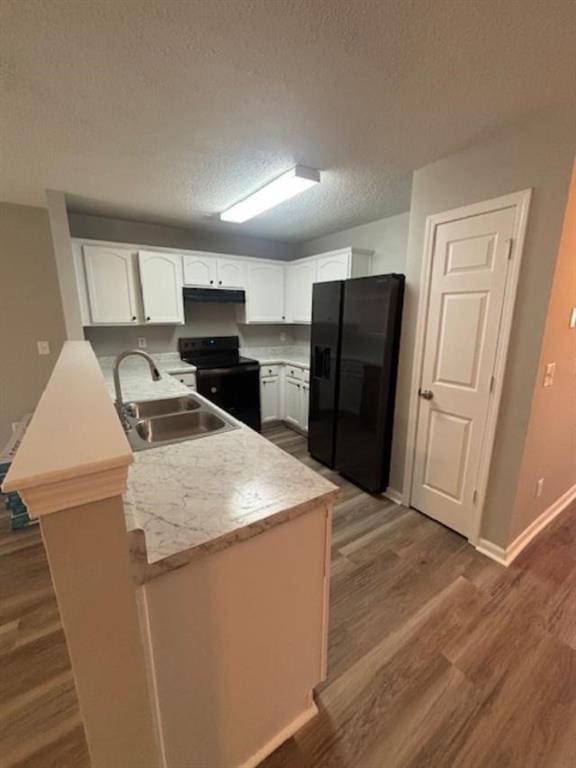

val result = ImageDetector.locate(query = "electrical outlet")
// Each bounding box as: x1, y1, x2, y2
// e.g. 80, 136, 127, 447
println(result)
536, 478, 544, 498
37, 340, 50, 355
137, 337, 147, 349
543, 362, 556, 387
279, 331, 287, 342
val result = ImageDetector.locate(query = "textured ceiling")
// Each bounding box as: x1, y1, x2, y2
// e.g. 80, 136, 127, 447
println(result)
1, 0, 575, 243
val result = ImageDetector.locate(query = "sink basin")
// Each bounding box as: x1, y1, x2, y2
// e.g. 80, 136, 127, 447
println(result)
135, 411, 227, 444
125, 395, 202, 419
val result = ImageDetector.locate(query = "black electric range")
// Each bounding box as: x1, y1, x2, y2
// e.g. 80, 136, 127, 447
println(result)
178, 336, 261, 431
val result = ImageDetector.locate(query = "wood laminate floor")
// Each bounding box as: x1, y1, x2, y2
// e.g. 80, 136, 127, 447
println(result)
1, 424, 575, 767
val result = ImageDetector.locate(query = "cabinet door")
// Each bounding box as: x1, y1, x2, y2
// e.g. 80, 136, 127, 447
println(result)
284, 377, 302, 428
83, 245, 140, 324
301, 382, 310, 432
216, 258, 246, 289
183, 253, 218, 287
287, 261, 316, 323
139, 251, 184, 324
245, 262, 285, 323
315, 251, 350, 283
260, 376, 280, 422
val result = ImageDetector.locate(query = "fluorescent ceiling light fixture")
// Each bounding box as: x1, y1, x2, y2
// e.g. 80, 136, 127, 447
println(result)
220, 165, 320, 223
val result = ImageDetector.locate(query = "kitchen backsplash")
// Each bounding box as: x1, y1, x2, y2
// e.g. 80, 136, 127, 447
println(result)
84, 301, 310, 356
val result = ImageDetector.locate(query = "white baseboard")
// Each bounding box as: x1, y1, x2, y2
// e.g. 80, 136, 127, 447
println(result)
475, 538, 508, 566
240, 702, 318, 768
477, 483, 576, 567
383, 487, 403, 505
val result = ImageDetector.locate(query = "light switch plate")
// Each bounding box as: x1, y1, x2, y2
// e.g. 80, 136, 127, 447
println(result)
543, 362, 556, 387
37, 340, 50, 355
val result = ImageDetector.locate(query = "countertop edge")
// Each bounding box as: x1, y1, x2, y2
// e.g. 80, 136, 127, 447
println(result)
128, 487, 338, 585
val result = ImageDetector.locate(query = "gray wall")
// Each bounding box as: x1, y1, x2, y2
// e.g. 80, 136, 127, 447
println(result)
69, 212, 299, 261
0, 203, 67, 446
299, 212, 409, 274
393, 107, 576, 548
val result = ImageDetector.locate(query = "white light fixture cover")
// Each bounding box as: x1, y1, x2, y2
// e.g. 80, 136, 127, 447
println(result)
220, 165, 320, 223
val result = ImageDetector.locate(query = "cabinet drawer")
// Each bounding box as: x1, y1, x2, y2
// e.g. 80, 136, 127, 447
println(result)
170, 372, 197, 387
260, 364, 281, 379
284, 365, 303, 381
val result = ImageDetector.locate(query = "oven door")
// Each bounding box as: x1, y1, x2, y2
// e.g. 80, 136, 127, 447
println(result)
196, 366, 261, 432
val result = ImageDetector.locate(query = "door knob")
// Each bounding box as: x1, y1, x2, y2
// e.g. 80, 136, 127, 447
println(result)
418, 388, 434, 400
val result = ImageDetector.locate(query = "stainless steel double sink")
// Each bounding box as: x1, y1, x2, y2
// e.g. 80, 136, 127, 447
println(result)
124, 394, 237, 452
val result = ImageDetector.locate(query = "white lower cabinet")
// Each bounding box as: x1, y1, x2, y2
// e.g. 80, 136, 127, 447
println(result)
259, 364, 310, 432
301, 382, 309, 431
284, 377, 303, 428
260, 376, 281, 422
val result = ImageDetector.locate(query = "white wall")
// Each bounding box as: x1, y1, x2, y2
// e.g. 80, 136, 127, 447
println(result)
394, 107, 576, 548
298, 212, 410, 274
84, 302, 303, 356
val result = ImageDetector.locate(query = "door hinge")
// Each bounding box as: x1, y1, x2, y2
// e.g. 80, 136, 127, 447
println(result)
505, 238, 513, 260
489, 375, 495, 393
473, 490, 478, 504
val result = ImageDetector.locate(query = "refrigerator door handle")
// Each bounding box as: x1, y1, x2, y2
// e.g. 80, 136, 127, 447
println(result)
322, 347, 331, 379
313, 345, 323, 379
313, 346, 331, 380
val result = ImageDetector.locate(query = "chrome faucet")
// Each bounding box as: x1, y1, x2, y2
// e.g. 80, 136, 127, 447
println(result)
113, 350, 161, 428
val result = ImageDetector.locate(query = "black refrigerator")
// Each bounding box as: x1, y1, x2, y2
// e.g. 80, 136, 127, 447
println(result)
308, 274, 405, 493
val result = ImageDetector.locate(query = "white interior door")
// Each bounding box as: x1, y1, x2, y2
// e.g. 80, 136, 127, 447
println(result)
139, 251, 184, 324
411, 205, 517, 537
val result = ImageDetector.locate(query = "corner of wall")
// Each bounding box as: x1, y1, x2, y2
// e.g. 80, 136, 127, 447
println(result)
46, 190, 84, 340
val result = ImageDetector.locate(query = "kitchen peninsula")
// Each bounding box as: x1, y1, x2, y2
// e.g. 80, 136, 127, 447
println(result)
2, 342, 338, 768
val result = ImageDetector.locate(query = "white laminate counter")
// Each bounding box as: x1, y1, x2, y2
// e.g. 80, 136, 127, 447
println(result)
97, 354, 336, 582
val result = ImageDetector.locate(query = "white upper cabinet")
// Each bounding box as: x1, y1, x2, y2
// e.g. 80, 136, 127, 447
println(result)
245, 262, 285, 323
216, 257, 246, 289
315, 250, 350, 283
83, 245, 140, 325
183, 252, 218, 287
286, 261, 316, 324
315, 248, 373, 283
284, 249, 372, 325
139, 251, 184, 324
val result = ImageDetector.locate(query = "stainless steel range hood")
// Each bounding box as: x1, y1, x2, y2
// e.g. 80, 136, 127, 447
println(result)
183, 287, 246, 303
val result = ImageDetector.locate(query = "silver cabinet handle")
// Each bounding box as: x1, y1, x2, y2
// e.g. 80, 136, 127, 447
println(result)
418, 388, 434, 400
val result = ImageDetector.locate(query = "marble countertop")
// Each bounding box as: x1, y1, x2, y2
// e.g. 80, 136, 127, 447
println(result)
97, 353, 336, 582
98, 353, 196, 401
242, 346, 310, 368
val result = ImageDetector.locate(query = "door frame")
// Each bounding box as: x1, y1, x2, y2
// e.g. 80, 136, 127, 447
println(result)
402, 189, 532, 544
